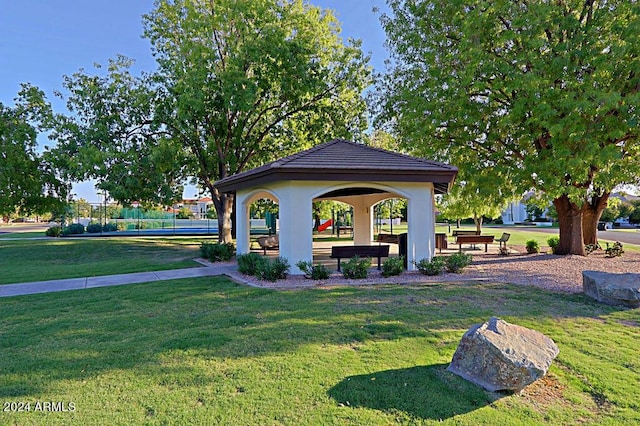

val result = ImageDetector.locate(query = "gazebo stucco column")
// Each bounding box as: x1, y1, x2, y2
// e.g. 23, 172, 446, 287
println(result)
277, 184, 313, 275
351, 197, 373, 245
234, 191, 252, 255
406, 185, 436, 270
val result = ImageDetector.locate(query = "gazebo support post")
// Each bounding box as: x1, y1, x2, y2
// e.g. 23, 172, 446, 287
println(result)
235, 196, 251, 256
406, 188, 435, 270
278, 185, 313, 275
352, 198, 373, 245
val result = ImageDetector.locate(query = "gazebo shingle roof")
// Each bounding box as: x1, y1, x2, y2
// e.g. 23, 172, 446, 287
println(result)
214, 139, 457, 194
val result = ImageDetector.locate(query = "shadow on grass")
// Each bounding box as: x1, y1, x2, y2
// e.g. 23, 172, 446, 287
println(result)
328, 363, 501, 420
0, 278, 627, 399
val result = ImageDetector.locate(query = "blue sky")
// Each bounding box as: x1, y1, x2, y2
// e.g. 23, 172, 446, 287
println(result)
1, 1, 390, 202
0, 1, 390, 109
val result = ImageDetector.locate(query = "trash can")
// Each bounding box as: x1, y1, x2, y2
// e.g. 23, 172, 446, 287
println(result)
398, 233, 408, 269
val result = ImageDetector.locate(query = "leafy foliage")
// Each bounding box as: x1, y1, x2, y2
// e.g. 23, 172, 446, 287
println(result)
62, 223, 85, 236
341, 256, 371, 279
45, 226, 62, 238
47, 57, 183, 207
547, 237, 560, 254
378, 1, 640, 254
381, 256, 404, 277
200, 242, 235, 262
525, 240, 540, 254
444, 253, 472, 274
0, 85, 67, 217
584, 243, 601, 255
256, 257, 290, 282
86, 223, 103, 233
296, 261, 331, 280
140, 0, 371, 242
237, 253, 266, 276
605, 242, 624, 258
414, 256, 446, 276
438, 181, 509, 233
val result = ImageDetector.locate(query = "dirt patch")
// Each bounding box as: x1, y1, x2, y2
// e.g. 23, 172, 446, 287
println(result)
517, 375, 567, 407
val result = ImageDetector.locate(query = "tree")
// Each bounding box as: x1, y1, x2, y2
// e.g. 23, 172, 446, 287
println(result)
378, 1, 640, 254
629, 201, 640, 224
437, 180, 508, 234
142, 0, 371, 242
69, 198, 93, 221
0, 85, 67, 219
48, 57, 185, 208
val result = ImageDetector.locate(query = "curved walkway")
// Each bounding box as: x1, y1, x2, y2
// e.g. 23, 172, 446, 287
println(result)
0, 265, 236, 298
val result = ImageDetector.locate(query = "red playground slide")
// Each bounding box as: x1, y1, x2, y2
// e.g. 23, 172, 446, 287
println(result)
317, 219, 333, 232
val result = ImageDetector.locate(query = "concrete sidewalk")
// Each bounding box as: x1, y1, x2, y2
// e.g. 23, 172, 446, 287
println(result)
0, 265, 236, 298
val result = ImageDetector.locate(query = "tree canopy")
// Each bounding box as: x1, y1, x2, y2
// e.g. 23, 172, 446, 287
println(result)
49, 0, 371, 242
0, 85, 66, 218
143, 0, 370, 241
378, 0, 640, 254
48, 57, 184, 207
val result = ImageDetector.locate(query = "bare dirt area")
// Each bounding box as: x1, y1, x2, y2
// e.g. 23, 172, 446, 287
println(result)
223, 248, 640, 293
466, 248, 640, 293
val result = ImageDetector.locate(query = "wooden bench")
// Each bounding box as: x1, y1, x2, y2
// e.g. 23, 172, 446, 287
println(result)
454, 235, 494, 252
376, 233, 399, 244
330, 245, 390, 271
257, 235, 279, 255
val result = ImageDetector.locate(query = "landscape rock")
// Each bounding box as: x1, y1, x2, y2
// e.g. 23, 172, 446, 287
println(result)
582, 270, 640, 308
447, 317, 559, 392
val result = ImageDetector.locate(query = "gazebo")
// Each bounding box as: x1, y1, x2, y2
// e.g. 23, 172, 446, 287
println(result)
214, 139, 457, 274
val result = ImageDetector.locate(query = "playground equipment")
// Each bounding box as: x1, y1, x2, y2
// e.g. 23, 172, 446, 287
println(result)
317, 219, 333, 232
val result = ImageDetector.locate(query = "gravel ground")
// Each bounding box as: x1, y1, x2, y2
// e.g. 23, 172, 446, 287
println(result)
217, 247, 640, 293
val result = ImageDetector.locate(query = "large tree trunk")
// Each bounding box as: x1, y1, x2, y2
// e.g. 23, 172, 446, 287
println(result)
552, 194, 585, 256
582, 192, 610, 246
211, 188, 235, 243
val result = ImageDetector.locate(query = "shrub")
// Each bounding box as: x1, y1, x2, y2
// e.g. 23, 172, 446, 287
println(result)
237, 253, 266, 275
116, 222, 127, 231
86, 222, 102, 233
414, 257, 446, 276
103, 222, 118, 232
62, 223, 85, 235
296, 261, 331, 280
605, 241, 624, 258
45, 226, 62, 237
547, 236, 560, 254
200, 242, 235, 262
257, 257, 290, 281
381, 256, 404, 277
445, 253, 472, 273
525, 240, 540, 254
341, 256, 371, 279
585, 243, 601, 255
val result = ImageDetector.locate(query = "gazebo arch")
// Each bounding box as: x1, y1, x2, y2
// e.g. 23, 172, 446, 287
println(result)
215, 139, 457, 274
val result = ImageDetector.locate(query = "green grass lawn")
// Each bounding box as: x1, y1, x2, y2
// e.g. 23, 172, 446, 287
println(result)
1, 277, 638, 425
0, 237, 208, 285
0, 231, 46, 239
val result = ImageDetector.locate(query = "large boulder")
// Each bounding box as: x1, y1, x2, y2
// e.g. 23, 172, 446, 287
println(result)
582, 271, 640, 308
447, 317, 559, 392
